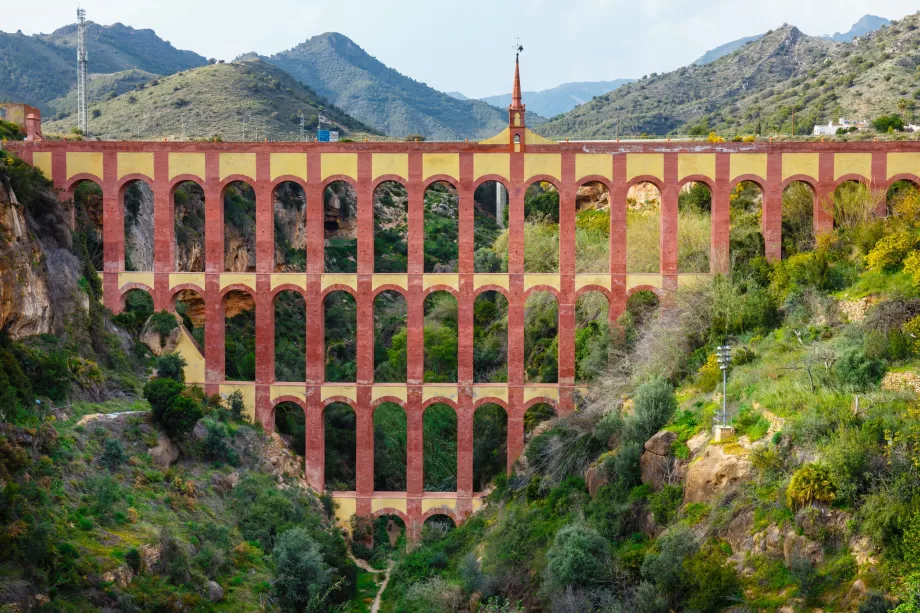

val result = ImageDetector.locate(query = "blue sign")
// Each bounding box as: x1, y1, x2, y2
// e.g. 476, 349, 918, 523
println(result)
317, 129, 331, 142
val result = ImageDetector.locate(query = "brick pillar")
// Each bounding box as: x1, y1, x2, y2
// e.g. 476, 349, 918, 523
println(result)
407, 156, 425, 385
508, 157, 525, 392
507, 388, 525, 470
558, 156, 576, 407
457, 156, 475, 385
204, 154, 223, 274
711, 154, 731, 275
204, 275, 224, 384
610, 158, 627, 319
306, 174, 325, 384
102, 151, 121, 312
255, 384, 273, 432
305, 393, 325, 489
357, 154, 374, 385
457, 391, 473, 501
52, 150, 72, 228
661, 155, 679, 292
763, 154, 783, 262
152, 152, 172, 310
356, 387, 374, 502
815, 153, 835, 235
872, 151, 887, 217
406, 388, 424, 496
254, 163, 273, 275
255, 278, 274, 384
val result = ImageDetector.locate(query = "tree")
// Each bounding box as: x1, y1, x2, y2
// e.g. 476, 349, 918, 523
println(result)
273, 527, 333, 610
872, 115, 904, 132
543, 523, 610, 594
160, 395, 204, 441
155, 353, 186, 382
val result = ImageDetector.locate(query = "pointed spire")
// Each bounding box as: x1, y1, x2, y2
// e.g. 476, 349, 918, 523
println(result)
510, 51, 524, 111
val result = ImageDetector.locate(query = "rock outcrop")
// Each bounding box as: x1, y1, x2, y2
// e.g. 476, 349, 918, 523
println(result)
683, 443, 752, 504
640, 430, 677, 489
149, 435, 180, 468
0, 173, 52, 338
139, 313, 183, 356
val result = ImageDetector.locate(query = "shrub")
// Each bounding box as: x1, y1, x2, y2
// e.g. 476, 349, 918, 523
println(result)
227, 389, 246, 421
641, 524, 699, 601
543, 522, 610, 594
203, 419, 238, 465
155, 353, 187, 382
99, 438, 127, 470
273, 527, 332, 610
160, 395, 204, 441
866, 232, 917, 271
143, 377, 183, 420
625, 378, 677, 445
696, 354, 721, 392
682, 542, 741, 612
786, 463, 837, 510
401, 576, 465, 613
905, 251, 920, 287
833, 346, 885, 390
872, 114, 904, 132
649, 484, 683, 524
125, 547, 141, 574
905, 315, 920, 354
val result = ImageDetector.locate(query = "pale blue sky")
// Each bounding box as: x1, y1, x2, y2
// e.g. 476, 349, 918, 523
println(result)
3, 0, 918, 98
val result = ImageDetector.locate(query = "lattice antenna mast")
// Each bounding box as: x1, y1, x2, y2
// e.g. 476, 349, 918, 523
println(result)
76, 7, 89, 136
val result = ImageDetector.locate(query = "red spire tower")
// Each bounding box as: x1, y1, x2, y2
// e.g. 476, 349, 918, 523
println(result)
508, 44, 526, 149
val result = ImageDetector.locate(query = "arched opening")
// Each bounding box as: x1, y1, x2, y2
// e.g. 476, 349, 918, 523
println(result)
524, 291, 558, 383
473, 291, 508, 383
223, 181, 256, 272
473, 403, 507, 491
374, 181, 408, 273
324, 402, 356, 491
123, 179, 154, 272
729, 181, 765, 272
781, 182, 815, 257
626, 182, 660, 273
373, 402, 407, 491
113, 288, 154, 335
274, 290, 306, 382
524, 181, 559, 273
274, 401, 306, 456
424, 181, 459, 272
524, 403, 557, 441
223, 289, 255, 381
830, 181, 876, 229
423, 403, 457, 492
324, 291, 357, 383
421, 514, 456, 544
424, 292, 458, 383
175, 289, 205, 346
273, 181, 306, 272
323, 181, 357, 273
372, 514, 406, 554
575, 181, 611, 273
473, 180, 508, 273
173, 181, 205, 272
575, 291, 609, 384
73, 180, 104, 271
886, 179, 920, 216
374, 291, 408, 383
677, 181, 711, 273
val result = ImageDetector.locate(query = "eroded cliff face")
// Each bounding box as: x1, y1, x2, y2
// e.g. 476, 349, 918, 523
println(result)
0, 175, 52, 338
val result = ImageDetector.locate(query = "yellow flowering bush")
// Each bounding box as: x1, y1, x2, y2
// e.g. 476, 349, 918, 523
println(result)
866, 232, 917, 271
904, 250, 920, 286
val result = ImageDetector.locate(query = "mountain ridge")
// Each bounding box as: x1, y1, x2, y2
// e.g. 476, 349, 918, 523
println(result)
479, 79, 636, 118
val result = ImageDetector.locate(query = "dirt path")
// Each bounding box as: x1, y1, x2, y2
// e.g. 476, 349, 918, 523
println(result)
348, 554, 392, 613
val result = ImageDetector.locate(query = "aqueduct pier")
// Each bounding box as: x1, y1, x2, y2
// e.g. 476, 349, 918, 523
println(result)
8, 122, 920, 532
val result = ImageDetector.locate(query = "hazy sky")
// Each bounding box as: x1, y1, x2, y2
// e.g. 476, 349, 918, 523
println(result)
3, 0, 919, 98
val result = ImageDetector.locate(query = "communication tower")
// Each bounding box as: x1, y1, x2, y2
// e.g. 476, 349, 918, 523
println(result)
76, 7, 89, 136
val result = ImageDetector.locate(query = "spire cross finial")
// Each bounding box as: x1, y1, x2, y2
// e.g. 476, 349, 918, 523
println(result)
513, 37, 523, 58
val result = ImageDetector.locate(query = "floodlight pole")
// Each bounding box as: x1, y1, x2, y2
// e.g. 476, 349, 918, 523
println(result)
716, 345, 732, 428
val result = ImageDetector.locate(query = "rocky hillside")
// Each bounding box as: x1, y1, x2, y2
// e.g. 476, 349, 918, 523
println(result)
46, 68, 159, 117
479, 79, 636, 118
540, 12, 920, 139
0, 22, 207, 115
259, 32, 514, 140
42, 59, 377, 141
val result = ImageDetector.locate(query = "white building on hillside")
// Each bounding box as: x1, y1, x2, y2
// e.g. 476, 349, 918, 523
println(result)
813, 118, 869, 135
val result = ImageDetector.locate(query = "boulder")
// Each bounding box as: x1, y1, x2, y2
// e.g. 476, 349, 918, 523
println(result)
846, 579, 867, 605
640, 430, 677, 489
585, 465, 608, 497
783, 531, 825, 566
207, 580, 224, 602
149, 435, 179, 468
139, 313, 183, 357
683, 444, 752, 504
644, 430, 677, 456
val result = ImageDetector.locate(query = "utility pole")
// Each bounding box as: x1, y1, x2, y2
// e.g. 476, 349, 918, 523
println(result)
616, 108, 621, 140
716, 345, 732, 427
76, 7, 89, 136
299, 110, 306, 142
791, 105, 796, 137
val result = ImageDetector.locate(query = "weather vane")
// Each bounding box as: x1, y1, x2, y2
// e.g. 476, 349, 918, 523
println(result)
513, 37, 523, 58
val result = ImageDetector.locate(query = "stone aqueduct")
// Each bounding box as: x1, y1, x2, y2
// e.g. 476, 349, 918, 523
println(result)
9, 114, 920, 531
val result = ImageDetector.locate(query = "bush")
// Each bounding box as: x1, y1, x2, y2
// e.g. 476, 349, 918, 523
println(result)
227, 389, 246, 421
148, 310, 178, 345
543, 523, 610, 594
161, 395, 204, 441
905, 251, 920, 287
125, 547, 141, 574
833, 346, 885, 390
872, 114, 904, 132
649, 484, 683, 524
273, 527, 333, 610
641, 524, 699, 602
625, 378, 677, 445
682, 542, 741, 612
143, 377, 183, 420
866, 232, 917, 271
155, 353, 187, 383
203, 419, 238, 465
786, 463, 837, 510
99, 438, 127, 470
401, 576, 465, 613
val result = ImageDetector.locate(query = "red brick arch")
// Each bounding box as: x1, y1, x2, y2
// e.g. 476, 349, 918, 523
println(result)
116, 174, 155, 193
677, 175, 716, 191
169, 284, 205, 303
575, 176, 614, 191
626, 284, 664, 299
64, 174, 103, 192
372, 285, 410, 300
269, 176, 309, 193
472, 175, 510, 191
729, 175, 767, 191
372, 176, 409, 191
423, 176, 459, 190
